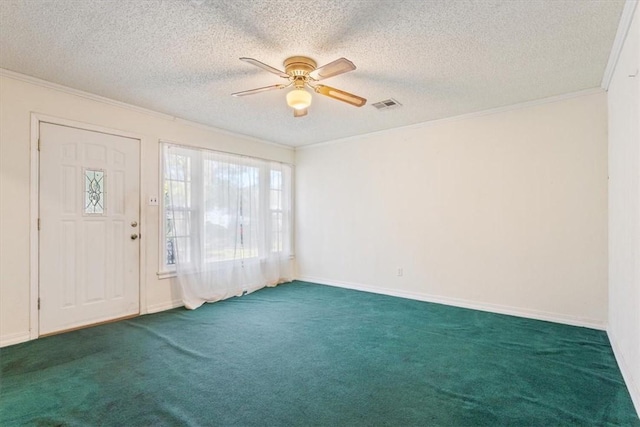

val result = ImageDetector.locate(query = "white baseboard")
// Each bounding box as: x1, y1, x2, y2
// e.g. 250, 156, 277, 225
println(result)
146, 299, 184, 314
296, 276, 606, 330
0, 331, 31, 348
608, 329, 640, 417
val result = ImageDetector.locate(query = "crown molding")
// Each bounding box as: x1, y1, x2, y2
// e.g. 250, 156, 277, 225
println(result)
0, 66, 608, 153
0, 68, 293, 151
0, 68, 177, 119
296, 87, 605, 151
601, 0, 638, 90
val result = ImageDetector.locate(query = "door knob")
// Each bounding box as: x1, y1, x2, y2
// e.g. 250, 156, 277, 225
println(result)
131, 221, 138, 227
131, 234, 139, 240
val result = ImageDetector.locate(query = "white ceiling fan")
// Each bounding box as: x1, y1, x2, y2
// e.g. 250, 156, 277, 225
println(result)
232, 56, 367, 117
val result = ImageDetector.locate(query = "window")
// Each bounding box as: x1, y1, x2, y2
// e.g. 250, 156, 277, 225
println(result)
160, 143, 292, 273
163, 149, 193, 266
270, 169, 285, 252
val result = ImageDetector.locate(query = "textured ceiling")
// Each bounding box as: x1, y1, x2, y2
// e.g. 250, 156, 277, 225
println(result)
0, 0, 625, 147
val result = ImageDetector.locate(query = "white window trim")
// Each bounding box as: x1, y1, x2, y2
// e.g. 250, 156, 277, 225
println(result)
156, 141, 294, 279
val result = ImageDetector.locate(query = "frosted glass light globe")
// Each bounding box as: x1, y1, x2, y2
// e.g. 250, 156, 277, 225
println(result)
286, 89, 312, 110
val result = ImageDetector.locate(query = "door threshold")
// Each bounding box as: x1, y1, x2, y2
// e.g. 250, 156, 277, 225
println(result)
39, 313, 139, 337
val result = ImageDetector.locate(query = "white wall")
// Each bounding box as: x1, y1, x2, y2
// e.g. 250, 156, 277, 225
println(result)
0, 73, 294, 346
608, 3, 640, 414
296, 91, 608, 328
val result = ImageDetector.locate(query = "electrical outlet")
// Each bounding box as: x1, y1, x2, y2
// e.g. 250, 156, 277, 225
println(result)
397, 268, 403, 277
148, 196, 159, 206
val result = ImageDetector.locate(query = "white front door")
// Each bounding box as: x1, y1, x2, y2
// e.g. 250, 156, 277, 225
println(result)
39, 122, 140, 335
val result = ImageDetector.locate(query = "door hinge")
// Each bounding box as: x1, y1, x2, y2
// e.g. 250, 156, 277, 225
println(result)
37, 138, 41, 151
38, 298, 41, 310
37, 218, 41, 230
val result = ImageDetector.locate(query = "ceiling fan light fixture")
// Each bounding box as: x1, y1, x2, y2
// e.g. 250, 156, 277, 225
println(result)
234, 55, 366, 117
286, 88, 312, 110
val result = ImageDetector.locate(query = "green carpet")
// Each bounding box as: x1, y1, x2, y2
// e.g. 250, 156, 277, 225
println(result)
1, 281, 638, 426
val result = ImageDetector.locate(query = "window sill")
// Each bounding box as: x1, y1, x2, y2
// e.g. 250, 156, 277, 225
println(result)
156, 254, 294, 280
157, 270, 177, 280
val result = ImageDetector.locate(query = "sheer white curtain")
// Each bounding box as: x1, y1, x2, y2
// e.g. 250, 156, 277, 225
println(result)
164, 144, 293, 309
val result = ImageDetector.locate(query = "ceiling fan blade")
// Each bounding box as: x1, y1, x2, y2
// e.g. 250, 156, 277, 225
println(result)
231, 84, 288, 97
309, 58, 356, 81
294, 108, 308, 118
239, 57, 289, 78
314, 84, 367, 107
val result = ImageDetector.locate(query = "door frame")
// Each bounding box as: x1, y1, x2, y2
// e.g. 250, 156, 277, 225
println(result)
29, 113, 147, 339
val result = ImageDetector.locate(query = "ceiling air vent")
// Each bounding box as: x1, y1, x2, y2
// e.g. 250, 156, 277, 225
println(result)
372, 98, 402, 111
